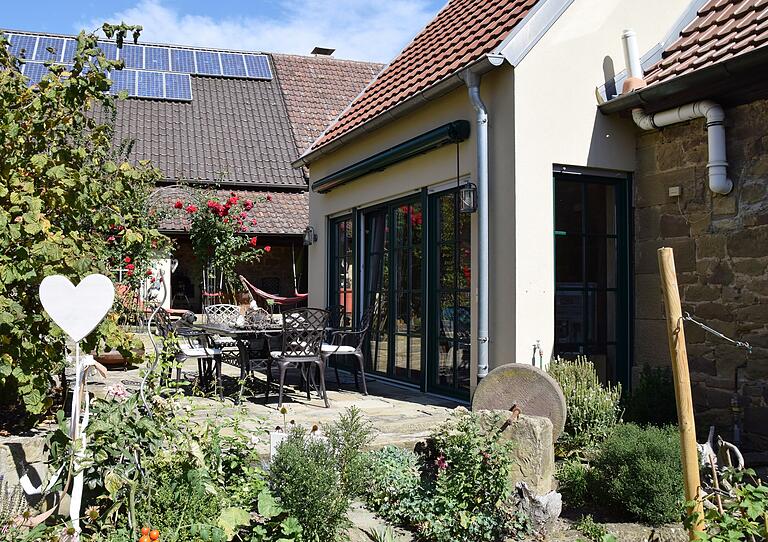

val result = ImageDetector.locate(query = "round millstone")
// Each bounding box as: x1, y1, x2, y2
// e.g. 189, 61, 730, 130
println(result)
472, 363, 567, 440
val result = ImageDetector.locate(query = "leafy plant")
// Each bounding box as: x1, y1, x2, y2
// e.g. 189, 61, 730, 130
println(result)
365, 446, 422, 524
556, 458, 589, 509
575, 514, 609, 541
548, 357, 622, 456
624, 364, 678, 427
269, 427, 349, 542
590, 423, 683, 525
363, 525, 402, 542
0, 25, 170, 420
325, 406, 375, 497
689, 468, 768, 541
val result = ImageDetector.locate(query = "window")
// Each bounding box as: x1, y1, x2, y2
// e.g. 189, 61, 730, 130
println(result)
329, 215, 354, 328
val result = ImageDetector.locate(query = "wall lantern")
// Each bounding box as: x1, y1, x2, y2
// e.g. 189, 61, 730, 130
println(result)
459, 183, 478, 213
303, 225, 318, 246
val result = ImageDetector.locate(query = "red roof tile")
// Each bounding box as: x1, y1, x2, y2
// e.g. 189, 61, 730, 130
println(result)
309, 0, 540, 152
645, 0, 768, 85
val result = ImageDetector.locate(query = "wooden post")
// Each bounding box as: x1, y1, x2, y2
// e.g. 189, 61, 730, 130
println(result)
657, 247, 704, 538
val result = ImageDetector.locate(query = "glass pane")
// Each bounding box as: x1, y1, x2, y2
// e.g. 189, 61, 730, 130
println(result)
555, 181, 582, 234
395, 293, 408, 332
555, 290, 585, 345
395, 205, 407, 246
439, 244, 455, 289
394, 249, 408, 292
458, 242, 471, 290
590, 290, 617, 344
411, 247, 422, 291
437, 292, 455, 387
586, 182, 616, 235
393, 333, 408, 377
411, 203, 423, 245
555, 235, 583, 284
458, 209, 471, 246
586, 238, 617, 289
440, 194, 455, 241
411, 294, 422, 332
409, 333, 422, 381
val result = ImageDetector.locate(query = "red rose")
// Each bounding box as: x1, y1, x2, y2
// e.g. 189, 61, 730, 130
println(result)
150, 277, 156, 283
251, 219, 258, 225
239, 211, 247, 218
146, 269, 153, 276
264, 245, 271, 253
107, 236, 115, 242
244, 200, 254, 210
227, 196, 238, 206
126, 263, 135, 270
223, 218, 229, 223
126, 270, 134, 277
124, 256, 131, 263
266, 195, 272, 202
249, 237, 258, 246
174, 200, 183, 209
185, 204, 198, 214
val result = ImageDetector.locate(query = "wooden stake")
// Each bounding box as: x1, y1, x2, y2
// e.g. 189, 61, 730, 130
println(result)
657, 247, 704, 538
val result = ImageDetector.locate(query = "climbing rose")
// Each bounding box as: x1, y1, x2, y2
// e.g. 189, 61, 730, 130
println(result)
124, 256, 131, 263
107, 235, 115, 242
146, 269, 153, 276
249, 237, 258, 247
126, 263, 135, 270
185, 204, 198, 214
228, 196, 238, 206
436, 454, 448, 470
174, 200, 183, 209
264, 245, 271, 253
244, 199, 254, 210
266, 195, 272, 202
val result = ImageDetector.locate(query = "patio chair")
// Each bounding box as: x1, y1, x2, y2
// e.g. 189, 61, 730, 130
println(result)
153, 307, 224, 399
321, 302, 377, 396
203, 303, 241, 365
270, 308, 329, 408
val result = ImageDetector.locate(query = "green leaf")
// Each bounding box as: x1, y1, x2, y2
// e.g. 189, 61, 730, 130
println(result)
216, 507, 250, 540
257, 490, 283, 519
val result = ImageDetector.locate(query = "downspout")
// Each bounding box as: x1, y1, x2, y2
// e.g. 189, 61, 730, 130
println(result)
621, 29, 733, 194
464, 70, 490, 379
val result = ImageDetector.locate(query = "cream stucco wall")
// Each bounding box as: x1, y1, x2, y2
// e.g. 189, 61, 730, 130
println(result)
509, 0, 690, 365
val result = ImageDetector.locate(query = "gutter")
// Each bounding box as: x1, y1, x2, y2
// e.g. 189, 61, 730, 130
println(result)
292, 53, 505, 168
599, 44, 768, 115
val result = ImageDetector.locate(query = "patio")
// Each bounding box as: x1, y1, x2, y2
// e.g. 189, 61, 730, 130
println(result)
92, 348, 459, 457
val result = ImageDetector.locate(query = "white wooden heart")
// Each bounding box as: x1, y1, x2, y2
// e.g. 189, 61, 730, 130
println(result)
39, 274, 115, 342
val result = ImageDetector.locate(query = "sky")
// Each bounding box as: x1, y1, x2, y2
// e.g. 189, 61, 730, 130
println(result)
1, 0, 445, 63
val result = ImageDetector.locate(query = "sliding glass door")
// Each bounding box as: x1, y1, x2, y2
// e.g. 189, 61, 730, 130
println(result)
364, 197, 424, 385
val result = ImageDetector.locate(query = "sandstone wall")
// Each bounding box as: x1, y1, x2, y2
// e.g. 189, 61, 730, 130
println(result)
633, 98, 768, 450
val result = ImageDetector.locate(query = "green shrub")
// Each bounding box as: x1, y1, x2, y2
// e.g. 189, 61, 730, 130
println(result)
575, 514, 609, 542
365, 446, 423, 524
269, 427, 350, 541
590, 423, 683, 525
624, 365, 678, 427
556, 458, 589, 509
548, 357, 622, 455
365, 409, 530, 542
325, 405, 375, 497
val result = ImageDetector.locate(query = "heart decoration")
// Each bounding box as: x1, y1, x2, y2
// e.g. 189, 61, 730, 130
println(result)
39, 274, 115, 342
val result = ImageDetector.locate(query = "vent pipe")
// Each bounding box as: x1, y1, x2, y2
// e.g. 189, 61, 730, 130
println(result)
621, 30, 733, 195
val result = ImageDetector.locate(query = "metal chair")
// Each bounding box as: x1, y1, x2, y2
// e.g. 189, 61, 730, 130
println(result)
203, 304, 241, 365
270, 308, 329, 408
321, 302, 377, 395
153, 307, 224, 399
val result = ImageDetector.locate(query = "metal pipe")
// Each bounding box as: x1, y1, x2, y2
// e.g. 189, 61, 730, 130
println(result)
621, 29, 643, 79
464, 70, 490, 379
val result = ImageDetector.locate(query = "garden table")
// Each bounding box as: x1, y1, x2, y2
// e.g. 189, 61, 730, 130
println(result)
194, 322, 282, 402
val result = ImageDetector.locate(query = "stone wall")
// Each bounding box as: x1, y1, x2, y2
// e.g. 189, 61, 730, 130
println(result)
633, 98, 768, 451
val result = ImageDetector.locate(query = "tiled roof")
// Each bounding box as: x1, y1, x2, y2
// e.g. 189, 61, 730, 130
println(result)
309, 0, 540, 152
156, 188, 309, 235
272, 54, 383, 153
645, 0, 768, 85
112, 75, 306, 187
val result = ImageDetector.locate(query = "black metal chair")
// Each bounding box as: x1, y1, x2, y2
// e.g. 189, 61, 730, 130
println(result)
321, 302, 377, 395
153, 307, 224, 399
269, 308, 330, 408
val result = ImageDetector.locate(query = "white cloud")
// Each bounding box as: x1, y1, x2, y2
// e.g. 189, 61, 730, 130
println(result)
76, 0, 442, 63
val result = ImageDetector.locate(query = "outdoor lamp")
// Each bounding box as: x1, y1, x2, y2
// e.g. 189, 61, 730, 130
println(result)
459, 183, 478, 213
303, 225, 318, 246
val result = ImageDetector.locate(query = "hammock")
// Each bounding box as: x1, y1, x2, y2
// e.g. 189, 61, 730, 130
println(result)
239, 274, 308, 306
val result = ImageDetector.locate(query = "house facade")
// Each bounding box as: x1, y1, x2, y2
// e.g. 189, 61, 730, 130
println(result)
296, 0, 690, 399
5, 29, 382, 312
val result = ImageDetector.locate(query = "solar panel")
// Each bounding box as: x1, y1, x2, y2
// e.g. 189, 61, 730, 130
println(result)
244, 55, 272, 79
120, 44, 143, 69
195, 50, 221, 75
23, 62, 47, 85
110, 69, 136, 94
97, 42, 118, 60
62, 39, 77, 63
35, 37, 65, 62
144, 46, 169, 71
220, 53, 247, 77
164, 73, 192, 101
137, 71, 164, 98
8, 34, 37, 59
170, 48, 195, 73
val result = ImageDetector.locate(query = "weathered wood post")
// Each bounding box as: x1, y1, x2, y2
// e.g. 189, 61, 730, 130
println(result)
657, 247, 704, 538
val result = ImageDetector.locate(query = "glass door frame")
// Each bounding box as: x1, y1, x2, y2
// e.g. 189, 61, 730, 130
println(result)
552, 167, 633, 388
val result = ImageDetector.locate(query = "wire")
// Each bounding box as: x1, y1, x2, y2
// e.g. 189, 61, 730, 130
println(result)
682, 312, 752, 354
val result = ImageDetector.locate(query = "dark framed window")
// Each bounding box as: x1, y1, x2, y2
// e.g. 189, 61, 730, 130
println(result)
328, 215, 354, 329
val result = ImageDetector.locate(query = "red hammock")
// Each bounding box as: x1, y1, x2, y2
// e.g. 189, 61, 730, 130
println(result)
239, 275, 308, 306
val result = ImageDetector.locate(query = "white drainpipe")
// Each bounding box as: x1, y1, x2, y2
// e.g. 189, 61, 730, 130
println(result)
621, 30, 733, 195
464, 70, 490, 379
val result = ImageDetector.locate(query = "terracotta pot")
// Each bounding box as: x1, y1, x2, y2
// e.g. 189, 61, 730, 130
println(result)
93, 348, 145, 368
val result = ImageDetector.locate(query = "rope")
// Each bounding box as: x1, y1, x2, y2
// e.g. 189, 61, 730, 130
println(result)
682, 312, 752, 354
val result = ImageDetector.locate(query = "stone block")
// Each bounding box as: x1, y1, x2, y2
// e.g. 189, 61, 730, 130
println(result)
741, 183, 766, 204
746, 279, 768, 297
635, 206, 661, 240
660, 214, 690, 237
635, 167, 696, 208
495, 413, 554, 496
727, 225, 768, 258
684, 284, 721, 303
635, 273, 662, 319
688, 349, 716, 375
696, 235, 726, 259
712, 194, 737, 216
744, 406, 768, 436
0, 434, 48, 496
707, 260, 735, 285
656, 141, 686, 172
634, 319, 669, 367
636, 238, 696, 273
693, 302, 734, 322
737, 304, 768, 324
733, 258, 768, 276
